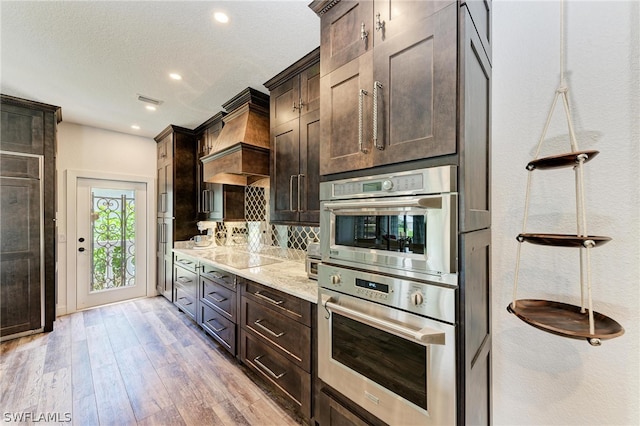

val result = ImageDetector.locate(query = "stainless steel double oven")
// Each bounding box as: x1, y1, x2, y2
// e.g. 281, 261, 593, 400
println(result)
318, 166, 458, 425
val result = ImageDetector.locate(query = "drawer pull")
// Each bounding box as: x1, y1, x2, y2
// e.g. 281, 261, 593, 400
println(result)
254, 319, 285, 338
254, 291, 284, 306
177, 297, 193, 306
207, 291, 227, 303
176, 276, 193, 284
205, 318, 226, 332
253, 356, 286, 379
178, 259, 194, 266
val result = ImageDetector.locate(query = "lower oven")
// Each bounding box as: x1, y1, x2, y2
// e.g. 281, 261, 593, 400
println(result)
318, 264, 456, 426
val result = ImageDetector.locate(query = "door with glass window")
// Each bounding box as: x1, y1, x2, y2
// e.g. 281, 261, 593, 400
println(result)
76, 178, 147, 310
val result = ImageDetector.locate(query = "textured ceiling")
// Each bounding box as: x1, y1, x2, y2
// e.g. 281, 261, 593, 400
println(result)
0, 1, 320, 138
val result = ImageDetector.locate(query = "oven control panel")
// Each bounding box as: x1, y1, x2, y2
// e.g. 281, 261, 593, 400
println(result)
320, 165, 457, 200
319, 264, 455, 324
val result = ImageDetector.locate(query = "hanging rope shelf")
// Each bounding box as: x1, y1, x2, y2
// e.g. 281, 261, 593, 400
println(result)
507, 0, 624, 346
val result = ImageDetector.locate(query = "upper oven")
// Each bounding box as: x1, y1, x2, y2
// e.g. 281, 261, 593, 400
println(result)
320, 166, 457, 285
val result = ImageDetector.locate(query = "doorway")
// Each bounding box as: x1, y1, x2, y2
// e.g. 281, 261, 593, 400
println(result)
66, 171, 153, 312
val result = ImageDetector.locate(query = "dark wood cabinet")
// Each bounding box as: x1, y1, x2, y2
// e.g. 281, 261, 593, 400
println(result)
239, 278, 313, 419
198, 262, 238, 355
265, 48, 321, 225
313, 1, 459, 175
1, 95, 60, 338
154, 125, 196, 302
173, 254, 198, 321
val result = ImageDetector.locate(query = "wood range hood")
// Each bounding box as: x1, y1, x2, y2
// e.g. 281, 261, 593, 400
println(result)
201, 88, 270, 186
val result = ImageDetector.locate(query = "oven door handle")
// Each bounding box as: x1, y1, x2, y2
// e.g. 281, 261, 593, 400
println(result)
324, 299, 445, 345
322, 196, 442, 211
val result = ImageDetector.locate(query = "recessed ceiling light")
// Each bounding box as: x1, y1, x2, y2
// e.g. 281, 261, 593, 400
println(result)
145, 105, 156, 111
131, 125, 140, 130
214, 12, 229, 23
169, 73, 182, 80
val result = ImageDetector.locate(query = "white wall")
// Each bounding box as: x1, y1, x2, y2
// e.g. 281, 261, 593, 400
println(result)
56, 122, 156, 314
492, 1, 639, 425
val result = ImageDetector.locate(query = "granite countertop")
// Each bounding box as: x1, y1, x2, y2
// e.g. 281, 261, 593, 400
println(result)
172, 243, 318, 304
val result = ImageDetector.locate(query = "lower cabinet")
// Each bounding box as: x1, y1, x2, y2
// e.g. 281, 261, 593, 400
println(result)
173, 254, 198, 320
239, 278, 313, 419
198, 263, 238, 355
317, 386, 388, 426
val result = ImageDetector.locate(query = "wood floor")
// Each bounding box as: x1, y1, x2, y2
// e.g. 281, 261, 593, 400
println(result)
0, 296, 305, 425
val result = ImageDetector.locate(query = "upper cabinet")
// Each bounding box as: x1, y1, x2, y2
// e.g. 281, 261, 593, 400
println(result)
311, 0, 458, 176
265, 48, 321, 225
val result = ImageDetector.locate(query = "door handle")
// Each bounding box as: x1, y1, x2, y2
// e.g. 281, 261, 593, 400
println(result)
373, 81, 383, 150
358, 89, 369, 154
298, 174, 305, 212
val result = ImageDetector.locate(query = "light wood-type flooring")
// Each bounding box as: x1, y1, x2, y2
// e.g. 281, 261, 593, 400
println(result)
0, 296, 305, 425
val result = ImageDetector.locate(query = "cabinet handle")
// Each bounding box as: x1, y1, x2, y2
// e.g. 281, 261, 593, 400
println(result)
205, 318, 226, 332
375, 12, 385, 32
160, 193, 167, 213
254, 290, 284, 306
201, 190, 210, 213
373, 81, 384, 150
289, 175, 297, 212
299, 97, 305, 112
176, 276, 193, 284
360, 22, 368, 43
292, 101, 298, 112
161, 222, 166, 245
253, 356, 286, 379
298, 174, 305, 212
253, 319, 285, 338
207, 291, 227, 303
358, 89, 369, 154
177, 297, 193, 306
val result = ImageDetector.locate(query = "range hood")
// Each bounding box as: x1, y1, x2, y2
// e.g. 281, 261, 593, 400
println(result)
202, 88, 270, 185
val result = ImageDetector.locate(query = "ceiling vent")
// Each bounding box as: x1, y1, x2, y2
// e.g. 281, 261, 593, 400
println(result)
137, 94, 163, 105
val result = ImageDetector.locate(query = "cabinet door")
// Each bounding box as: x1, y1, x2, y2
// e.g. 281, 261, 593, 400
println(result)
271, 120, 300, 223
372, 0, 454, 45
298, 109, 321, 224
320, 50, 374, 176
1, 157, 42, 336
0, 104, 44, 155
320, 0, 373, 76
270, 77, 300, 128
299, 61, 321, 115
372, 3, 457, 167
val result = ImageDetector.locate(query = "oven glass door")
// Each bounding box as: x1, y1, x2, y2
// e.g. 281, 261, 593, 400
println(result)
332, 312, 428, 409
335, 212, 426, 255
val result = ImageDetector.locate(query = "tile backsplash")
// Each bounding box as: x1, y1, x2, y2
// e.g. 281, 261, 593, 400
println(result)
199, 179, 319, 262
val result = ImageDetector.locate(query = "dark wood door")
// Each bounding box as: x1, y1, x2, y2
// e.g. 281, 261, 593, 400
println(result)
298, 109, 321, 224
271, 120, 300, 223
299, 61, 321, 115
0, 104, 45, 155
320, 50, 374, 176
270, 76, 300, 128
319, 0, 373, 76
0, 155, 42, 336
372, 2, 457, 167
372, 0, 454, 46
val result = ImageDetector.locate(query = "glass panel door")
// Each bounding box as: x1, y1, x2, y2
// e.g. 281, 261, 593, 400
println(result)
76, 178, 147, 310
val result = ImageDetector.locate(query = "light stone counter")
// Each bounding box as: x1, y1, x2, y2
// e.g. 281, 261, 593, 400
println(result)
172, 244, 318, 304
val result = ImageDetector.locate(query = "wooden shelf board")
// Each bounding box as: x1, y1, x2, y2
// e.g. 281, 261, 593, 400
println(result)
507, 299, 624, 341
526, 150, 599, 171
517, 233, 611, 248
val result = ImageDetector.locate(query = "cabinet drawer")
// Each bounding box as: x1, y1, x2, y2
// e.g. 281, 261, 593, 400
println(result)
174, 265, 197, 293
241, 279, 312, 327
200, 276, 237, 321
240, 331, 311, 419
200, 303, 236, 355
241, 296, 311, 372
174, 286, 196, 320
200, 263, 236, 291
174, 254, 198, 272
